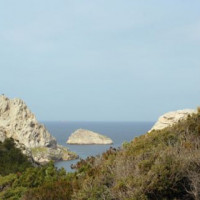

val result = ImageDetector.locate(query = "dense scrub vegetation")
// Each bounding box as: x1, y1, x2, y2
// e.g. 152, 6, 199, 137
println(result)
0, 138, 32, 176
1, 109, 200, 199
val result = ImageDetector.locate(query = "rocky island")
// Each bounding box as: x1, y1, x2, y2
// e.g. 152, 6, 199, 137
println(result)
0, 95, 78, 164
67, 129, 113, 144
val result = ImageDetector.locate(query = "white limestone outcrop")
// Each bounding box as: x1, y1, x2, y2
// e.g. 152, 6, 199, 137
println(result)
0, 95, 77, 163
0, 127, 6, 142
67, 129, 113, 144
149, 109, 197, 132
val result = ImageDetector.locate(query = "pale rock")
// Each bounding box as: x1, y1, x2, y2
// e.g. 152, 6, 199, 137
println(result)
31, 145, 77, 164
0, 127, 6, 142
67, 129, 113, 144
0, 95, 56, 148
0, 95, 78, 163
149, 109, 197, 132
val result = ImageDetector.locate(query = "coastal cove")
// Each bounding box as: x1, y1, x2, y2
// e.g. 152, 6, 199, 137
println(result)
43, 121, 154, 171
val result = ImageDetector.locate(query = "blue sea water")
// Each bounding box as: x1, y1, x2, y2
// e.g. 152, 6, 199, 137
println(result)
43, 121, 154, 172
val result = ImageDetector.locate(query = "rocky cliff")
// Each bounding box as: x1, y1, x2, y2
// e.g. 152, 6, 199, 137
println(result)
0, 95, 77, 163
67, 129, 113, 144
149, 109, 197, 132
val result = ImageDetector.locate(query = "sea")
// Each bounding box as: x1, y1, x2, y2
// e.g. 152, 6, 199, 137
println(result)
43, 121, 154, 172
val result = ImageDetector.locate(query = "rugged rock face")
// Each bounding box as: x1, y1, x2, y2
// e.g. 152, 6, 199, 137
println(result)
67, 129, 113, 144
149, 109, 197, 132
0, 127, 6, 142
0, 95, 77, 163
31, 145, 77, 163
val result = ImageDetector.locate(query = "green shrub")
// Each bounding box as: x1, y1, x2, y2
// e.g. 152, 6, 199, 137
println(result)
0, 138, 32, 176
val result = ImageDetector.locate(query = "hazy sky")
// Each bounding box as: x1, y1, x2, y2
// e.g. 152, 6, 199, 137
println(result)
0, 1, 200, 121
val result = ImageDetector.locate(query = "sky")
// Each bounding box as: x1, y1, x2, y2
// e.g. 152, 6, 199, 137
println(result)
0, 0, 200, 121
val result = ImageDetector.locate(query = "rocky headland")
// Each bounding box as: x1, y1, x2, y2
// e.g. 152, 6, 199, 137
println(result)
67, 129, 113, 144
149, 109, 197, 132
0, 95, 77, 164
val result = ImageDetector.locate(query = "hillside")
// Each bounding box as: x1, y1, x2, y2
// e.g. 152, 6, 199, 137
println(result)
0, 95, 77, 163
68, 108, 200, 200
0, 108, 200, 199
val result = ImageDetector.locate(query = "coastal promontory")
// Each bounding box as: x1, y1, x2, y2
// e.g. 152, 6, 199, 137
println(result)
0, 95, 78, 163
149, 109, 197, 132
67, 129, 113, 144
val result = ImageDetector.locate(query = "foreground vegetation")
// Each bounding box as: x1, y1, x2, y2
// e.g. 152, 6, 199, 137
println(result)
0, 109, 200, 199
0, 138, 32, 176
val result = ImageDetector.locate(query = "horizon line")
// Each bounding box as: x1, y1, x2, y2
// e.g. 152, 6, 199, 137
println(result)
40, 120, 155, 123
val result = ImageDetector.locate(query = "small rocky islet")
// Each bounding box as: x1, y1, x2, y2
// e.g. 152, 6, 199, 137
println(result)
67, 129, 113, 144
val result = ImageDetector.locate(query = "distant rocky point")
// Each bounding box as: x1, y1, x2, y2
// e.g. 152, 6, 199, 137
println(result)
67, 129, 113, 144
149, 109, 197, 132
0, 95, 78, 164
